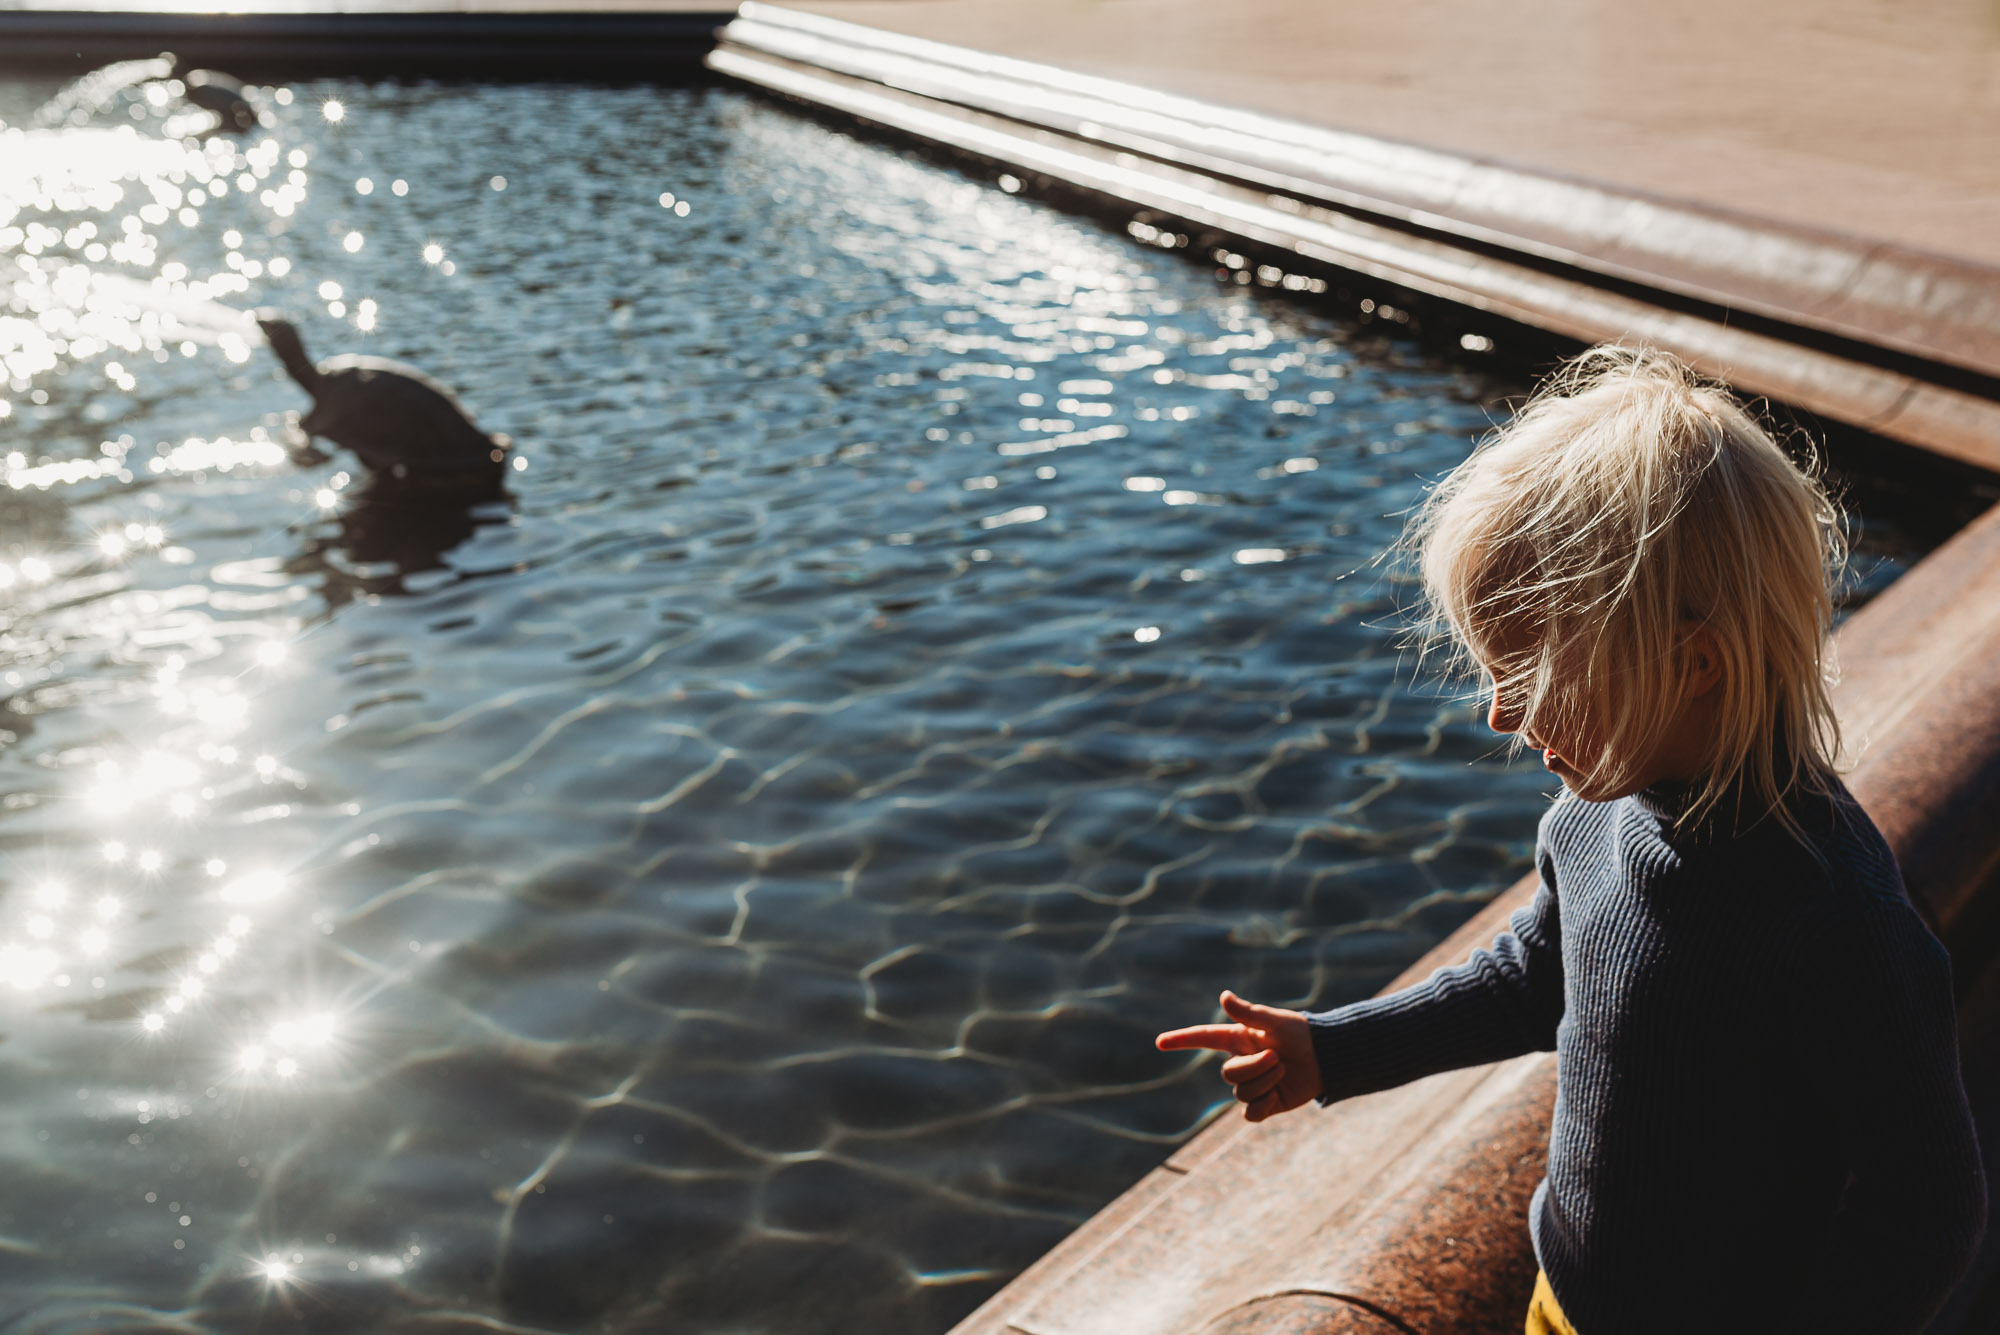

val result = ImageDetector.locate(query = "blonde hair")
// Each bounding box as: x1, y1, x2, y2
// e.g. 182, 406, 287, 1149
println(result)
1407, 345, 1845, 836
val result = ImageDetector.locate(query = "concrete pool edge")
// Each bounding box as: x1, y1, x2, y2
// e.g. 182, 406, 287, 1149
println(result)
937, 501, 2000, 1335
710, 4, 2000, 477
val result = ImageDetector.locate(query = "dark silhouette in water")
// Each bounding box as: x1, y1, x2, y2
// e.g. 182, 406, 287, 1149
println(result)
290, 471, 512, 609
258, 316, 510, 482
179, 68, 259, 133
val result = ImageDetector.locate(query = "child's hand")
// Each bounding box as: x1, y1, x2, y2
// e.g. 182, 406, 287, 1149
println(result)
1154, 991, 1322, 1122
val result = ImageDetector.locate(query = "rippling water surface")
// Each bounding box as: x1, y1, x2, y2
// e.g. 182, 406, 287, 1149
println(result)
0, 79, 1927, 1333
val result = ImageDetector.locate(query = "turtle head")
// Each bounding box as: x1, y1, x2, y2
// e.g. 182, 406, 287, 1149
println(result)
256, 313, 320, 394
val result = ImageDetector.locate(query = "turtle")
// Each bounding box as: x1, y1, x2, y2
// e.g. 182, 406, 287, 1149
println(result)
179, 68, 259, 134
258, 316, 509, 481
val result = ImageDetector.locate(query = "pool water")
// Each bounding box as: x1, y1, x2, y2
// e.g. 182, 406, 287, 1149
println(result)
0, 79, 1922, 1333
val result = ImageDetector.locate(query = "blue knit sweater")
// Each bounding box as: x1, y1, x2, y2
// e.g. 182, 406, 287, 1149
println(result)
1306, 777, 1986, 1334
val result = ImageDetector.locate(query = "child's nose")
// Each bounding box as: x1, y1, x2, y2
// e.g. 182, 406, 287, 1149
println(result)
1487, 695, 1524, 737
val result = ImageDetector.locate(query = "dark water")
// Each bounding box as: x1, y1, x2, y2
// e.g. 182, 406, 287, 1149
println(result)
0, 80, 1923, 1333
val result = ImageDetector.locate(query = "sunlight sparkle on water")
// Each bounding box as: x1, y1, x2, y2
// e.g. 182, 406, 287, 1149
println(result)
87, 783, 131, 816
272, 1013, 337, 1048
0, 944, 56, 991
221, 871, 286, 904
321, 100, 344, 123
149, 434, 289, 475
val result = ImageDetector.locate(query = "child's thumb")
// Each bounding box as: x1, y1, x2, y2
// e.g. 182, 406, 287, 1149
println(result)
1219, 990, 1278, 1027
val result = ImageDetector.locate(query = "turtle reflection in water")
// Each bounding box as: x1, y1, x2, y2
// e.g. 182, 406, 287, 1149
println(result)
296, 474, 512, 610
258, 315, 512, 484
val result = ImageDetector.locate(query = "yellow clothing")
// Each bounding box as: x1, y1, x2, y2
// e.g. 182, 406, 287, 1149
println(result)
1525, 1270, 1578, 1335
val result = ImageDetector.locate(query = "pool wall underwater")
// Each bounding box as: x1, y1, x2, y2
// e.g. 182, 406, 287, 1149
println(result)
0, 2, 732, 81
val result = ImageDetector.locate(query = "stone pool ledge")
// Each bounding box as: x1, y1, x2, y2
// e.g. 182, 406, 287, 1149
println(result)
931, 499, 2000, 1335
710, 2, 2000, 477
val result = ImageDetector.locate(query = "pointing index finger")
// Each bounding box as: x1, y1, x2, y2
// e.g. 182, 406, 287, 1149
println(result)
1154, 1023, 1255, 1054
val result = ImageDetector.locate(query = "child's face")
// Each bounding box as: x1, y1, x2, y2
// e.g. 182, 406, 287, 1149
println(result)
1474, 621, 1721, 803
1475, 644, 1613, 799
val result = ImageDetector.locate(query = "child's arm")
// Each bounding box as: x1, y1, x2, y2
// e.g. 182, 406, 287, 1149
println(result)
1783, 896, 1987, 1332
1305, 866, 1565, 1104
1156, 854, 1565, 1119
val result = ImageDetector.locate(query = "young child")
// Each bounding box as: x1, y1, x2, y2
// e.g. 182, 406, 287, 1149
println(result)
1156, 347, 1986, 1334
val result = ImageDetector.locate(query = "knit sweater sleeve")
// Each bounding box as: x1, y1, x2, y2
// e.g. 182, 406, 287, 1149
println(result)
1779, 894, 1987, 1333
1306, 841, 1565, 1104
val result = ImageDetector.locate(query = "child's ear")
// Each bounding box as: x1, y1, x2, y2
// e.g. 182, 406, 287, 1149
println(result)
1682, 624, 1724, 698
